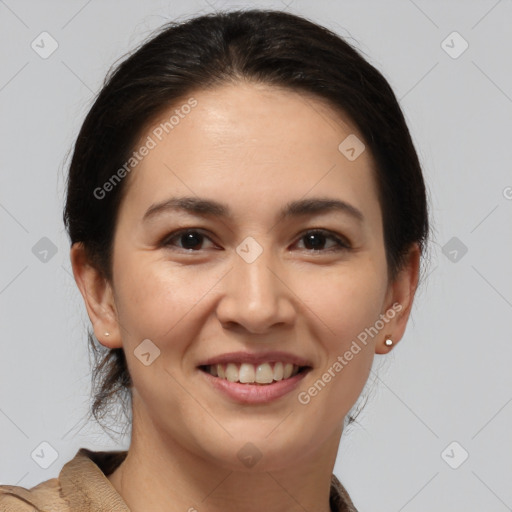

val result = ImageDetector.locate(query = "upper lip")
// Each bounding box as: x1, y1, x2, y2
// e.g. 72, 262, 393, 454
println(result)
198, 351, 313, 368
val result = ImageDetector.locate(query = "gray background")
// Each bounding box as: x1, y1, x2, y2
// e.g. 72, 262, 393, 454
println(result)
1, 1, 511, 511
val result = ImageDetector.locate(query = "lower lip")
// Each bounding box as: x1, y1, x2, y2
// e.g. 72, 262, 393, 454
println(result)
198, 368, 310, 404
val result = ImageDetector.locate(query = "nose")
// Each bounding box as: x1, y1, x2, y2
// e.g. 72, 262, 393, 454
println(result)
215, 241, 295, 334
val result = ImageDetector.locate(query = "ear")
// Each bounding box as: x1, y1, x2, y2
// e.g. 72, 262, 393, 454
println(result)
70, 242, 122, 349
375, 243, 421, 354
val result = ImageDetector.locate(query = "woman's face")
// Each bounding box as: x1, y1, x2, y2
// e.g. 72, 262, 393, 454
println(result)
84, 82, 417, 470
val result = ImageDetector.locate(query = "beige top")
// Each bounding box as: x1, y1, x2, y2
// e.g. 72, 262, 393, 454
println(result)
0, 448, 359, 511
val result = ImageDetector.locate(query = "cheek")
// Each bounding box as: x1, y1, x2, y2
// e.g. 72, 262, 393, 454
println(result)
112, 251, 226, 343
295, 258, 387, 343
296, 270, 382, 420
292, 259, 386, 408
111, 255, 217, 403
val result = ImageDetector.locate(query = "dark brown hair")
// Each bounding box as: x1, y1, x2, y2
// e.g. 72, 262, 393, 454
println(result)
63, 9, 430, 435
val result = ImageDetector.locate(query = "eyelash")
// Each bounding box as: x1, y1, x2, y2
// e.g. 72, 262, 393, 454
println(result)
160, 228, 351, 253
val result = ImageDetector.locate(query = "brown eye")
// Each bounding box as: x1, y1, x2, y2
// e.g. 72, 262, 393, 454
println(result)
162, 230, 214, 251
296, 230, 351, 252
160, 228, 350, 253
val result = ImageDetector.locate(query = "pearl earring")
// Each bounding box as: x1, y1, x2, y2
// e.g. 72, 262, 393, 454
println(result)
384, 335, 393, 347
105, 332, 110, 337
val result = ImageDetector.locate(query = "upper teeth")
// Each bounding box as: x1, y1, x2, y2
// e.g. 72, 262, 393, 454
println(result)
206, 362, 300, 384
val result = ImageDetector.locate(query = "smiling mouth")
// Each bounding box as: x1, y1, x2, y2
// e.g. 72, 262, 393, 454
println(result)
198, 362, 311, 385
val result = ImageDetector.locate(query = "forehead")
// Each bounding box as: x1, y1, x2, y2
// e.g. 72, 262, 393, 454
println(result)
119, 82, 381, 228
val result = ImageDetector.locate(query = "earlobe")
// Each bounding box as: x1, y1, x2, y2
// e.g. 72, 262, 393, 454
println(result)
70, 242, 122, 349
375, 333, 395, 354
375, 244, 421, 355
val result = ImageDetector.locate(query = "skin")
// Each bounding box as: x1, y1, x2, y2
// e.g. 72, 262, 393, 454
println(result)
71, 81, 420, 512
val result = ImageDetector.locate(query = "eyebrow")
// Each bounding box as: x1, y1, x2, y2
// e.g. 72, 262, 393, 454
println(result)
142, 196, 365, 224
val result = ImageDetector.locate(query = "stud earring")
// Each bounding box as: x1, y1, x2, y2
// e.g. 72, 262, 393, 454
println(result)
105, 332, 110, 337
384, 336, 393, 347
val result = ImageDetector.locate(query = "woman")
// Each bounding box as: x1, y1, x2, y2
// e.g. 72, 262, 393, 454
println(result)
0, 8, 429, 512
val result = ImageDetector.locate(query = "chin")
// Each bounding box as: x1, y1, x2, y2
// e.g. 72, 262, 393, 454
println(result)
199, 430, 314, 472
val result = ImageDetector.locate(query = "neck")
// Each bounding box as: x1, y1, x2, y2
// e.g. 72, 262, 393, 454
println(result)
107, 408, 342, 512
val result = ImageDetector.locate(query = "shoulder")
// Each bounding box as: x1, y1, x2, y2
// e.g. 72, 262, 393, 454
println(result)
0, 477, 68, 511
0, 447, 129, 512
